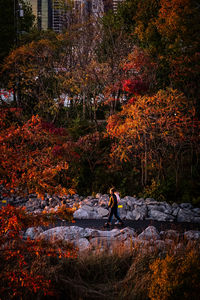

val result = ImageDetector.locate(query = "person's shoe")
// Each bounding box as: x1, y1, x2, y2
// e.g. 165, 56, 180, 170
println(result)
115, 220, 119, 224
104, 222, 111, 227
118, 221, 124, 226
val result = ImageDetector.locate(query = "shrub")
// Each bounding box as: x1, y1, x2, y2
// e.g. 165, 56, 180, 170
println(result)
149, 250, 200, 300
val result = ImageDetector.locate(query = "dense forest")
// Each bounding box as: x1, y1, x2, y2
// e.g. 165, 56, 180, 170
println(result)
1, 1, 200, 299
0, 0, 200, 204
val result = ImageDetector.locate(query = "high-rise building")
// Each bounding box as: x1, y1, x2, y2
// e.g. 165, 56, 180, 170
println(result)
112, 0, 124, 13
29, 0, 52, 30
29, 0, 67, 32
28, 0, 119, 32
51, 0, 67, 32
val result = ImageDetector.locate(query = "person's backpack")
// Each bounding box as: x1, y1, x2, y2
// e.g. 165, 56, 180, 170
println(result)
115, 192, 120, 203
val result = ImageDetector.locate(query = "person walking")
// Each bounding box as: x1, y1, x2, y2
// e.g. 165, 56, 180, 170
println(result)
104, 188, 123, 227
110, 190, 121, 224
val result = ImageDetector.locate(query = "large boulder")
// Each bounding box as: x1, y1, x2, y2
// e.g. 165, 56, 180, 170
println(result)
180, 203, 193, 209
131, 210, 141, 221
38, 226, 86, 241
126, 211, 134, 220
193, 217, 200, 223
177, 208, 195, 222
90, 237, 112, 248
172, 207, 180, 217
123, 196, 138, 210
147, 203, 172, 215
24, 227, 44, 240
81, 205, 94, 212
132, 205, 148, 220
138, 226, 160, 240
160, 230, 180, 240
184, 230, 200, 240
74, 238, 90, 252
97, 207, 109, 217
119, 227, 137, 239
192, 208, 200, 215
73, 208, 89, 219
88, 210, 102, 219
90, 228, 120, 238
148, 209, 175, 222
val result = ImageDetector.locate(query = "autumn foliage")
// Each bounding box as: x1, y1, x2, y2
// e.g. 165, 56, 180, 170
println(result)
0, 108, 77, 197
149, 250, 200, 300
0, 0, 199, 197
0, 205, 77, 298
106, 88, 200, 187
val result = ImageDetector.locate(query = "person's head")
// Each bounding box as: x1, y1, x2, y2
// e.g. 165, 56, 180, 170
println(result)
110, 187, 115, 194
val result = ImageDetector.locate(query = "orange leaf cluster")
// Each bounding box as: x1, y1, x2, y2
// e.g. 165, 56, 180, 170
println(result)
0, 109, 76, 196
0, 205, 77, 298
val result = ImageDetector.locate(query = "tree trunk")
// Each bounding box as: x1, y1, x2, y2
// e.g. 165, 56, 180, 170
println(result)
82, 92, 86, 119
144, 133, 147, 186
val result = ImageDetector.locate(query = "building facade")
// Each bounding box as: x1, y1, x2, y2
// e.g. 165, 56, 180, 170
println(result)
28, 0, 121, 32
29, 0, 67, 32
112, 0, 124, 13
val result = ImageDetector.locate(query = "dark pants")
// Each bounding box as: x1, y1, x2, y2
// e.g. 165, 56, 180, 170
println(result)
108, 206, 122, 223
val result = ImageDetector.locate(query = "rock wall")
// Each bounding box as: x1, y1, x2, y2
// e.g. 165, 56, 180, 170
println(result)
1, 188, 200, 223
23, 224, 200, 254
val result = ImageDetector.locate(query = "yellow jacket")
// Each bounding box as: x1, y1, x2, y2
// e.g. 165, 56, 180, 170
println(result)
108, 194, 117, 208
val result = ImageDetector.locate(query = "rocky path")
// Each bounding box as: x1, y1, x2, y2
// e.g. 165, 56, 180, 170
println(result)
46, 219, 200, 234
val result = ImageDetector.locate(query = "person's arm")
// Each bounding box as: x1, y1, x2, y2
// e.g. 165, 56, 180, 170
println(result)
108, 196, 112, 208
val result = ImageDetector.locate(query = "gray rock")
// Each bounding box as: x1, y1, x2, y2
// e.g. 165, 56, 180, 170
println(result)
160, 230, 179, 240
73, 208, 89, 219
145, 198, 155, 202
177, 208, 194, 222
154, 240, 166, 250
126, 201, 134, 210
132, 210, 142, 220
90, 237, 112, 248
119, 212, 127, 220
193, 217, 200, 223
180, 203, 193, 209
192, 208, 200, 215
74, 238, 90, 252
133, 205, 147, 220
148, 204, 163, 211
148, 204, 172, 214
24, 227, 44, 239
138, 226, 160, 240
32, 209, 43, 214
93, 229, 120, 238
123, 196, 137, 209
97, 207, 109, 217
81, 205, 94, 211
119, 227, 137, 239
148, 209, 175, 222
163, 202, 173, 215
121, 238, 136, 252
88, 211, 101, 219
145, 199, 159, 205
133, 238, 150, 248
184, 230, 200, 240
126, 211, 134, 220
172, 207, 180, 217
39, 226, 86, 241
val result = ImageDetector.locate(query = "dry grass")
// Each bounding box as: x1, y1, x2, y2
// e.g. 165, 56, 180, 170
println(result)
0, 205, 200, 300
20, 237, 199, 300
